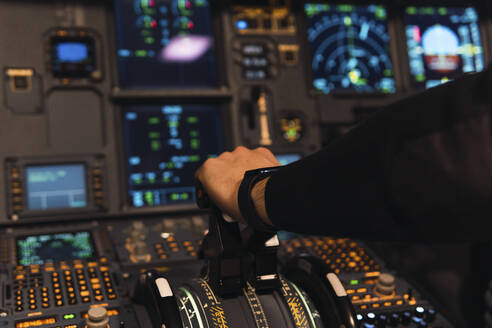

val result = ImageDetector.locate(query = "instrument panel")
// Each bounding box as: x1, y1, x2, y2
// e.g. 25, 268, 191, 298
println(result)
0, 0, 491, 326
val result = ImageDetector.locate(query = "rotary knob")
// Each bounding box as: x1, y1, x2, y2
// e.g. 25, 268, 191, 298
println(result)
375, 273, 396, 296
86, 307, 109, 328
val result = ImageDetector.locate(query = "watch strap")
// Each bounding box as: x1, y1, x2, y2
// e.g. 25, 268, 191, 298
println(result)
238, 166, 281, 232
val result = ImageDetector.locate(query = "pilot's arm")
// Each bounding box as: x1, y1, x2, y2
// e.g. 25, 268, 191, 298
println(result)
196, 67, 492, 242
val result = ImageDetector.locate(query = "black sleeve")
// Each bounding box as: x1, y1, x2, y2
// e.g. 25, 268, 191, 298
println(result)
265, 68, 492, 242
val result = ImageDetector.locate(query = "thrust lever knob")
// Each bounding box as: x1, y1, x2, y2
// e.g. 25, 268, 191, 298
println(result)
375, 273, 395, 296
87, 307, 109, 328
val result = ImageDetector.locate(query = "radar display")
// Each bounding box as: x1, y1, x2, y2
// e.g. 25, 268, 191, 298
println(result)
305, 4, 395, 94
405, 7, 484, 89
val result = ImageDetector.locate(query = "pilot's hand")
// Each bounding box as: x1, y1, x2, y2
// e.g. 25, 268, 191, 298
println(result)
195, 146, 279, 224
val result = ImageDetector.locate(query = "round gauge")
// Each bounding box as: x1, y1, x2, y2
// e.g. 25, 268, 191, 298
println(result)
305, 4, 396, 94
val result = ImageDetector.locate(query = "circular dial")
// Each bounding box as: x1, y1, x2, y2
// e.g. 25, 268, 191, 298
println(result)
306, 4, 395, 94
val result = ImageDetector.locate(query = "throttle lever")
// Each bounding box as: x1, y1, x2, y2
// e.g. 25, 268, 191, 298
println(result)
195, 179, 244, 296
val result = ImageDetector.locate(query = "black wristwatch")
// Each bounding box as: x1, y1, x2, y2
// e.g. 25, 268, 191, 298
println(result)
238, 166, 281, 232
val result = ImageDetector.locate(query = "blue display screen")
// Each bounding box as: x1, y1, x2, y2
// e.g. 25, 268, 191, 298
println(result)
305, 4, 396, 94
56, 42, 89, 63
26, 164, 87, 211
276, 154, 302, 166
405, 7, 485, 89
16, 231, 96, 265
122, 105, 223, 207
114, 0, 217, 89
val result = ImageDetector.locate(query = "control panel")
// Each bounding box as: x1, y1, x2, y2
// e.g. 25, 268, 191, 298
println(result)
0, 0, 489, 326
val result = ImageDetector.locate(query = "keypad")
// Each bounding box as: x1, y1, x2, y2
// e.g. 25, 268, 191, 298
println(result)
281, 237, 380, 274
12, 258, 117, 313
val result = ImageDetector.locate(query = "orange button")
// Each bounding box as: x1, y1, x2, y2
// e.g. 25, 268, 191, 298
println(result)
357, 288, 367, 293
80, 291, 90, 297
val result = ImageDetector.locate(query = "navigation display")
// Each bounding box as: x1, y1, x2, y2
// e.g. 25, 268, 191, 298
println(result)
16, 231, 96, 265
25, 164, 87, 211
122, 105, 223, 207
305, 4, 396, 94
405, 7, 485, 89
114, 0, 217, 89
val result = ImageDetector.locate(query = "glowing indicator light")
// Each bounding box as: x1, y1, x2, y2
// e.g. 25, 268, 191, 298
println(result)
349, 279, 359, 285
367, 313, 376, 319
63, 314, 75, 320
416, 306, 425, 313
357, 314, 363, 321
236, 20, 248, 30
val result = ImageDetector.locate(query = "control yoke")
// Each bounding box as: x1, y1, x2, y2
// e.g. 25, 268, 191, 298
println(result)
195, 180, 280, 297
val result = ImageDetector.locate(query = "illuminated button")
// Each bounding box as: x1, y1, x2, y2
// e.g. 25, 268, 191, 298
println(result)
364, 294, 371, 300
74, 264, 84, 269
64, 270, 71, 276
360, 305, 367, 310
183, 241, 192, 246
372, 303, 380, 308
100, 266, 108, 272
69, 298, 77, 305
16, 274, 25, 280
16, 296, 22, 301
82, 297, 90, 303
346, 289, 355, 295
16, 290, 22, 295
168, 242, 178, 248
68, 293, 75, 298
42, 303, 49, 308
54, 288, 61, 294
64, 313, 76, 320
80, 285, 88, 291
348, 262, 356, 268
384, 301, 392, 307
95, 295, 104, 301
108, 294, 116, 300
357, 288, 367, 293
159, 254, 168, 260
65, 276, 72, 281
29, 294, 35, 299
80, 291, 90, 297
396, 300, 404, 305
107, 288, 114, 294
351, 296, 360, 301
79, 280, 87, 285
16, 306, 23, 312
29, 304, 37, 310
88, 262, 98, 267
103, 277, 110, 282
67, 287, 74, 293
29, 299, 35, 304
16, 300, 22, 306
29, 288, 34, 293
42, 297, 48, 302
53, 283, 60, 288
92, 284, 101, 290
409, 298, 417, 306
188, 251, 197, 257
94, 289, 102, 296
90, 278, 100, 284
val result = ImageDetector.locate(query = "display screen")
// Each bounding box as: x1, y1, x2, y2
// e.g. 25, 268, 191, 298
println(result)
405, 7, 484, 89
305, 4, 396, 94
122, 105, 223, 207
25, 164, 87, 211
16, 231, 96, 266
51, 37, 95, 78
276, 154, 302, 166
114, 0, 217, 89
